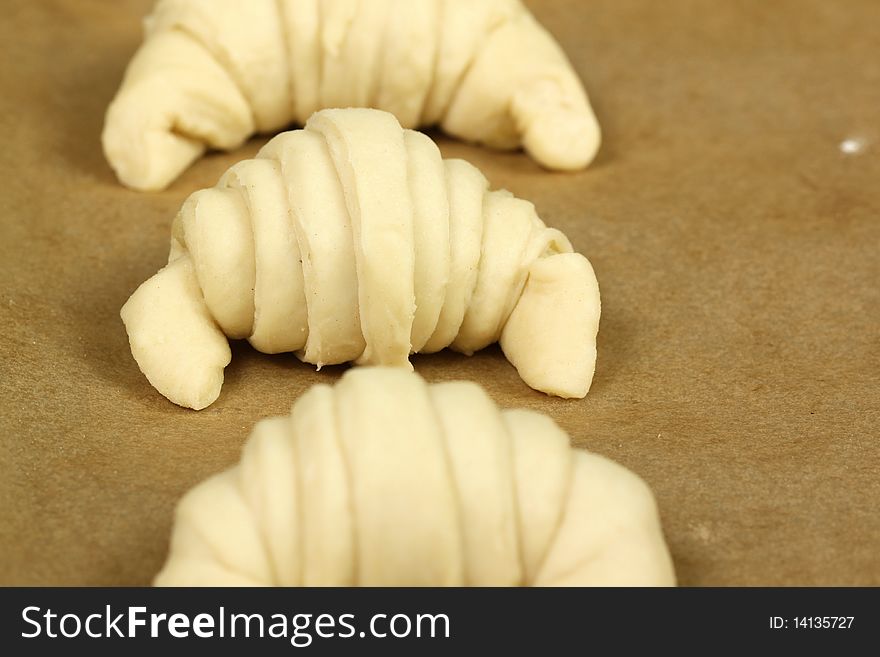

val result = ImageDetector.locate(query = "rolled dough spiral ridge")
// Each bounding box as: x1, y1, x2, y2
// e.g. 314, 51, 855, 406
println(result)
102, 0, 601, 190
155, 368, 675, 586
121, 108, 601, 410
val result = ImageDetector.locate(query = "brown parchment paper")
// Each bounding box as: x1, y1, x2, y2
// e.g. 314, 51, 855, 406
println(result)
1, 0, 878, 586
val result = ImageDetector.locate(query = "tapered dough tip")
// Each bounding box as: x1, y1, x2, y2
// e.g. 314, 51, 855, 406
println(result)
120, 316, 226, 410
165, 371, 224, 411
102, 96, 206, 192
521, 106, 602, 172
120, 256, 231, 410
500, 252, 601, 398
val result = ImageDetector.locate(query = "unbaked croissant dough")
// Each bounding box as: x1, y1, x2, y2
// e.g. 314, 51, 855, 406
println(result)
103, 0, 601, 190
121, 108, 601, 410
155, 368, 675, 586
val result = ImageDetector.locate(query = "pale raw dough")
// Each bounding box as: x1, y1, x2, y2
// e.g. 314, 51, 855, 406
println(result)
120, 108, 602, 410
154, 368, 676, 587
103, 0, 601, 190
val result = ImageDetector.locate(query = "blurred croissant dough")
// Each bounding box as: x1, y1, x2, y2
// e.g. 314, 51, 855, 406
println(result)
155, 368, 675, 586
103, 0, 601, 190
121, 108, 601, 410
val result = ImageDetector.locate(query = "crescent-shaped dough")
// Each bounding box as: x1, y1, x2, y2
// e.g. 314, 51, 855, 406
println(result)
155, 368, 676, 586
121, 109, 602, 410
103, 0, 601, 190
